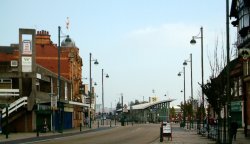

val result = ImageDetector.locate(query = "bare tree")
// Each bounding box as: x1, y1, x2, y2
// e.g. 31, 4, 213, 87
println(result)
208, 33, 237, 79
205, 33, 237, 142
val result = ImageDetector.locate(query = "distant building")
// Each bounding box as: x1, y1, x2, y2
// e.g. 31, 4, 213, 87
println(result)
117, 99, 174, 123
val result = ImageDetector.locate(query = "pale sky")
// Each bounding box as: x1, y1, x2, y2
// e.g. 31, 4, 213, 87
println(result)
1, 0, 237, 108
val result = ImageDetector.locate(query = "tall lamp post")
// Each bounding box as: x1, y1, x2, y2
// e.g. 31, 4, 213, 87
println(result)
164, 94, 170, 122
58, 26, 64, 133
178, 67, 186, 127
89, 53, 98, 128
101, 69, 109, 125
226, 0, 231, 143
121, 93, 124, 126
190, 27, 204, 129
183, 53, 193, 129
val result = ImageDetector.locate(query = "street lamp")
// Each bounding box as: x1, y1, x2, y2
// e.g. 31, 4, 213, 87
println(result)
101, 69, 109, 125
183, 53, 193, 129
164, 94, 170, 122
89, 53, 98, 128
121, 93, 125, 126
190, 27, 204, 129
178, 67, 186, 128
57, 26, 65, 133
226, 0, 231, 143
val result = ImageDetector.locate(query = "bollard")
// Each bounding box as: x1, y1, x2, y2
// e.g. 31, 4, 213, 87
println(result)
121, 118, 124, 126
80, 123, 82, 132
98, 120, 99, 128
110, 120, 111, 127
37, 128, 39, 137
132, 121, 133, 126
160, 127, 163, 142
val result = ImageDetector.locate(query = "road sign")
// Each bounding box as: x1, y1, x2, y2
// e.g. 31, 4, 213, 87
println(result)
51, 95, 57, 109
123, 104, 128, 113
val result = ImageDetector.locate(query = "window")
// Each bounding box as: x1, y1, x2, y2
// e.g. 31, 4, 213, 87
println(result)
238, 0, 250, 37
239, 78, 243, 96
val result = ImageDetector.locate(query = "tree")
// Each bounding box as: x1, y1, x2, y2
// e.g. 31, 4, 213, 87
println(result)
170, 106, 176, 120
201, 66, 235, 115
178, 98, 195, 129
134, 99, 140, 105
129, 101, 135, 106
129, 99, 141, 106
116, 102, 122, 110
201, 67, 235, 142
204, 35, 237, 142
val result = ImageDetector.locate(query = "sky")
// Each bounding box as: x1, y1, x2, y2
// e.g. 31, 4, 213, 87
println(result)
1, 0, 237, 108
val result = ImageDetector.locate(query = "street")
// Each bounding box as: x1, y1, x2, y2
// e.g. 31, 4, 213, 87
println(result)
1, 122, 249, 144
33, 124, 160, 144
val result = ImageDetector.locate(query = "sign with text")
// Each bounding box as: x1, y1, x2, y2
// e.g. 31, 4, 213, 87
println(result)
22, 40, 32, 55
51, 95, 57, 109
162, 122, 171, 134
123, 104, 128, 112
22, 56, 32, 72
231, 101, 242, 112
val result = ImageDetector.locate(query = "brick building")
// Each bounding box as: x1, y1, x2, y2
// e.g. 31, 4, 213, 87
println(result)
0, 28, 89, 132
230, 0, 250, 136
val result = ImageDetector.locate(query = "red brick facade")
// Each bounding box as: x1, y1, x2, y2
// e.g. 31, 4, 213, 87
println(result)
35, 30, 83, 101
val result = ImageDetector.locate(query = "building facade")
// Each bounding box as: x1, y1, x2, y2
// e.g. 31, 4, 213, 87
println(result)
230, 0, 250, 136
0, 28, 89, 132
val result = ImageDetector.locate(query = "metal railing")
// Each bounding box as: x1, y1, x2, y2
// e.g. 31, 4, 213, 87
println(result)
2, 97, 28, 118
0, 89, 19, 97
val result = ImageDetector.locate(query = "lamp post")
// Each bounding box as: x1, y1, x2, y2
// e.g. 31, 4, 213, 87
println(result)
101, 69, 109, 125
164, 94, 170, 122
183, 53, 193, 129
89, 53, 98, 128
58, 26, 64, 133
121, 93, 124, 126
178, 67, 186, 128
190, 27, 204, 129
5, 104, 9, 139
226, 0, 231, 143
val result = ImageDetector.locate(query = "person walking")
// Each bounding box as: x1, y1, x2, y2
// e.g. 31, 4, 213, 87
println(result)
231, 120, 238, 141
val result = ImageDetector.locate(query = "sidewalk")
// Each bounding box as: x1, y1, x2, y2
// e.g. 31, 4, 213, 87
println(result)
232, 128, 250, 144
152, 125, 216, 144
0, 126, 88, 143
152, 123, 250, 144
0, 121, 118, 143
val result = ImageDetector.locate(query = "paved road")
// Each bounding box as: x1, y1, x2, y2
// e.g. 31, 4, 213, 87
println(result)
29, 124, 160, 144
1, 122, 248, 144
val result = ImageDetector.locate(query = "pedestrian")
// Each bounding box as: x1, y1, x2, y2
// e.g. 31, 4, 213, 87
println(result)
86, 117, 89, 127
43, 118, 48, 132
231, 120, 238, 141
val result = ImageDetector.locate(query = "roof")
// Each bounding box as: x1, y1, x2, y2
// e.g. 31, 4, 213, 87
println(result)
61, 35, 75, 47
0, 46, 16, 54
117, 99, 175, 111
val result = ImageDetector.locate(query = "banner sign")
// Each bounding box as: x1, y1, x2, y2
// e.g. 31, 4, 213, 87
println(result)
22, 56, 32, 72
22, 40, 32, 55
51, 95, 57, 109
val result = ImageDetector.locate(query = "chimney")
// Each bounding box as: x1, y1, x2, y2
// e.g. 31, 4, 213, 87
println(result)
36, 30, 51, 45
